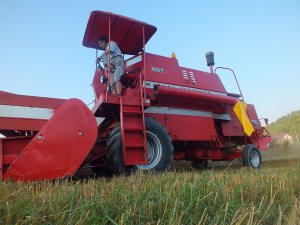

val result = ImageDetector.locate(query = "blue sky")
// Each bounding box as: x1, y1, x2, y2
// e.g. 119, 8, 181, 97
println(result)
0, 0, 299, 123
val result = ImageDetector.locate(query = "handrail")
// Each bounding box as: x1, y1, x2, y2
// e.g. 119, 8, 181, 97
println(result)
141, 26, 148, 162
106, 16, 111, 102
214, 67, 244, 101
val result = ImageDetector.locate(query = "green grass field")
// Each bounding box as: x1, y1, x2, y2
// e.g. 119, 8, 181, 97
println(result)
0, 154, 299, 224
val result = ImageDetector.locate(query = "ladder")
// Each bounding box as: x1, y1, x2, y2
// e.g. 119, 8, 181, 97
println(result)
119, 73, 148, 165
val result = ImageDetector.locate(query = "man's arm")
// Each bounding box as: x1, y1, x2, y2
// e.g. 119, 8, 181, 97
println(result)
96, 52, 108, 69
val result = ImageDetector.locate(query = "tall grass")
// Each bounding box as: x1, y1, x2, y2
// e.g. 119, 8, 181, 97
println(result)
0, 159, 299, 225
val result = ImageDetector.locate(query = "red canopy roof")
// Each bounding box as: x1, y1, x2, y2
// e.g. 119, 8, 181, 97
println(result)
82, 11, 157, 55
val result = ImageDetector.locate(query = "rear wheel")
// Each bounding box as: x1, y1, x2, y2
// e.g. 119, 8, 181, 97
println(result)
191, 159, 208, 169
106, 117, 173, 174
242, 144, 262, 169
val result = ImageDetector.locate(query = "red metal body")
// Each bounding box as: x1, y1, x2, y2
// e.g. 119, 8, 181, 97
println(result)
1, 95, 98, 181
0, 10, 271, 180
84, 11, 271, 168
82, 11, 156, 55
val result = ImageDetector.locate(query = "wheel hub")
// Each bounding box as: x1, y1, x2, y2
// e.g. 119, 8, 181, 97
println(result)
250, 149, 260, 167
137, 131, 162, 170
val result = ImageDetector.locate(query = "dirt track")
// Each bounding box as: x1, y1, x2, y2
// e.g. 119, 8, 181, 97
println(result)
261, 145, 300, 161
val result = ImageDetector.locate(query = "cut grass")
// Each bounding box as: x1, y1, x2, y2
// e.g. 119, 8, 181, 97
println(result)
0, 159, 299, 225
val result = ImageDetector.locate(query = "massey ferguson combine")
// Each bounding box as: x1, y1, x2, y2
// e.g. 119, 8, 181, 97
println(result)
0, 11, 271, 181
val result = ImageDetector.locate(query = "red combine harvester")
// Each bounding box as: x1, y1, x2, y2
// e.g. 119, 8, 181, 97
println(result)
0, 11, 271, 181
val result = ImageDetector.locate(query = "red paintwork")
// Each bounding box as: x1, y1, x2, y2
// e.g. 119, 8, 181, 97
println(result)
153, 85, 237, 106
0, 91, 65, 108
87, 11, 270, 166
246, 104, 262, 129
0, 10, 271, 181
169, 115, 215, 141
0, 91, 65, 133
82, 10, 157, 55
251, 133, 272, 150
222, 107, 244, 136
0, 118, 46, 132
1, 137, 32, 163
4, 99, 98, 181
144, 53, 227, 94
92, 69, 106, 101
0, 136, 32, 180
145, 112, 222, 146
146, 113, 216, 141
120, 104, 147, 165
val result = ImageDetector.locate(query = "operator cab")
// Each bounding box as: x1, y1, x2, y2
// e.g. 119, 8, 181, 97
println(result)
82, 10, 157, 99
82, 10, 244, 104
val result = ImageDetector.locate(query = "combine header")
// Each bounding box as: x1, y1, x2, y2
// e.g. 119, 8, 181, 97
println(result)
0, 11, 271, 181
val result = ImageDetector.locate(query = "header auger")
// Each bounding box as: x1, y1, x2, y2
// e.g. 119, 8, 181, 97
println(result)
0, 11, 271, 181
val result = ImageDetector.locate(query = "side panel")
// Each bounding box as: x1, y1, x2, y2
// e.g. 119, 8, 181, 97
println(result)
222, 104, 262, 137
179, 67, 227, 93
145, 110, 215, 141
246, 104, 262, 130
222, 107, 244, 136
144, 53, 227, 94
169, 115, 215, 141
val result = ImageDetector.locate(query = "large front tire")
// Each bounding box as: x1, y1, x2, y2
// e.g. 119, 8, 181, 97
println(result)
106, 125, 134, 174
106, 117, 173, 174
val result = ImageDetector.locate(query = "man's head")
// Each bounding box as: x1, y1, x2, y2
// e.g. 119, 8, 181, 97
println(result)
98, 36, 108, 50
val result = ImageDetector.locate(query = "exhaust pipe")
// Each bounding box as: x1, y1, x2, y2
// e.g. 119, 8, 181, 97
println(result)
205, 52, 215, 74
